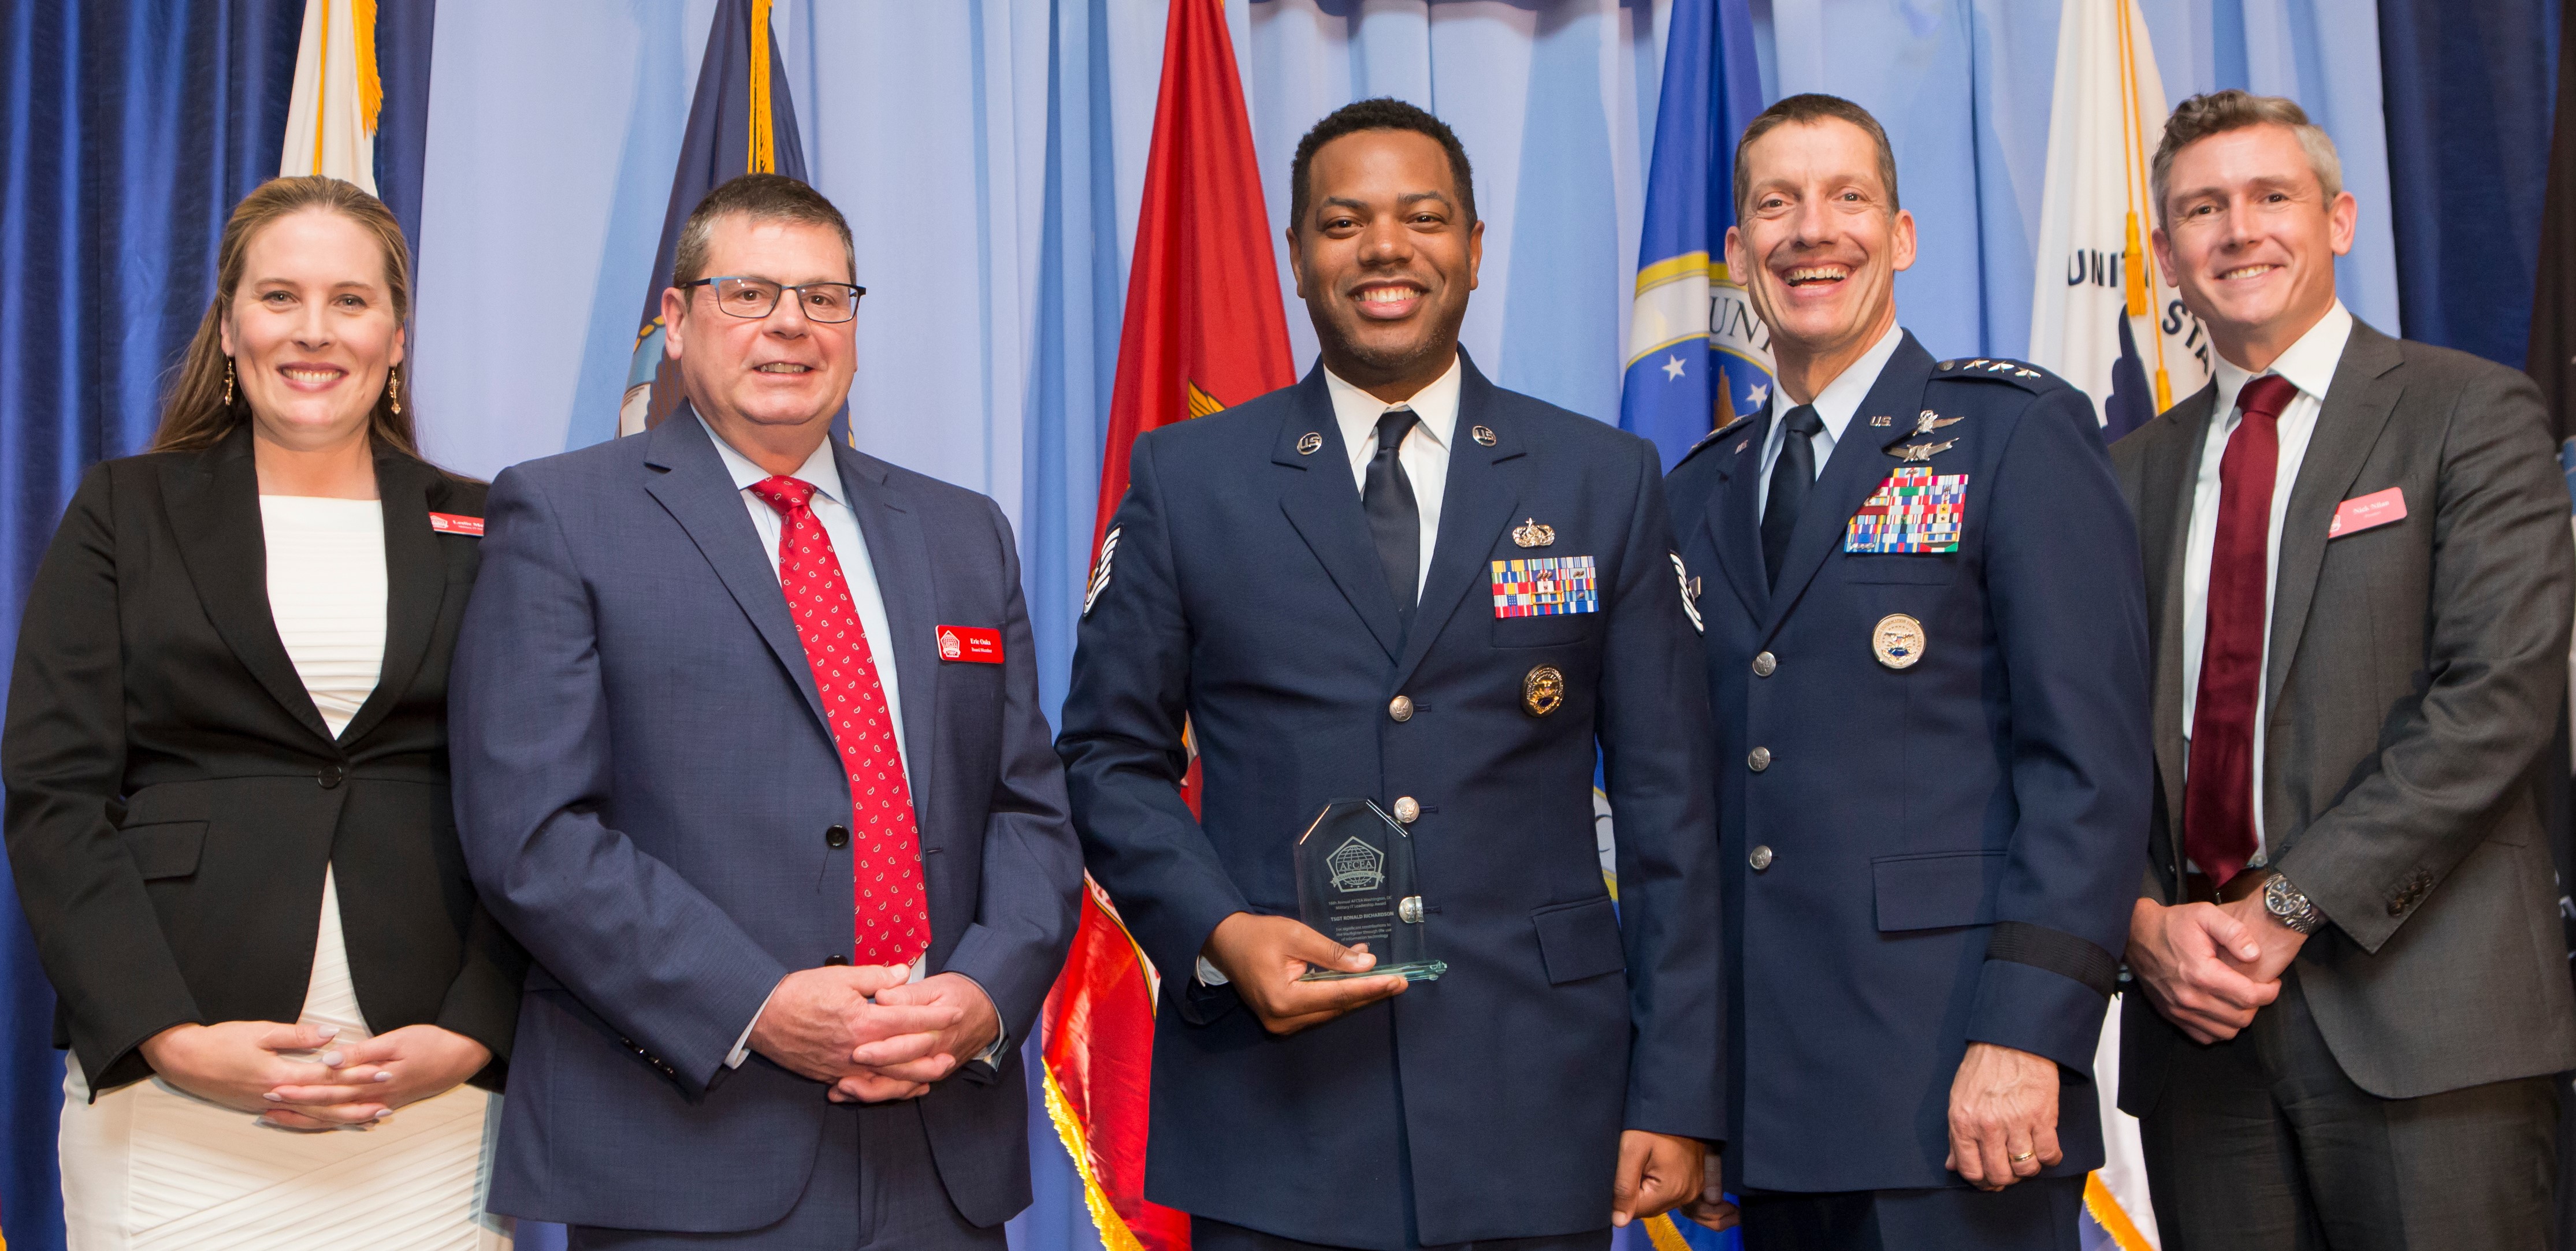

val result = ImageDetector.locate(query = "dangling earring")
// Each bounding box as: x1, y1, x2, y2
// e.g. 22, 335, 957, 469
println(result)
387, 366, 401, 415
222, 358, 235, 407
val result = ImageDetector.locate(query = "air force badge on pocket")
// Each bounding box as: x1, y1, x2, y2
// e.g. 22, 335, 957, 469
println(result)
1491, 556, 1599, 617
1847, 467, 1968, 554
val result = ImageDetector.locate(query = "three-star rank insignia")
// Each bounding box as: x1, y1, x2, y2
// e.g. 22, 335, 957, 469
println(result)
1523, 665, 1566, 717
1296, 431, 1324, 456
1512, 517, 1555, 548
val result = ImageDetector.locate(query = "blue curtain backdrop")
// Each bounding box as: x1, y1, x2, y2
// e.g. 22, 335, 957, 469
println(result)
0, 1, 2558, 1248
2377, 0, 2563, 368
0, 2, 304, 1243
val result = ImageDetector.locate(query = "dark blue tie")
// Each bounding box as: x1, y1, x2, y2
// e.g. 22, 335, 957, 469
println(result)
1366, 408, 1422, 625
1761, 404, 1824, 589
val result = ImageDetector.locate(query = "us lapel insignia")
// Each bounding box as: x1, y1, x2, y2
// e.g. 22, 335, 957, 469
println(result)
1869, 414, 1893, 427
1914, 409, 1962, 434
1297, 431, 1324, 455
1472, 425, 1498, 446
1887, 437, 1959, 463
1512, 517, 1556, 548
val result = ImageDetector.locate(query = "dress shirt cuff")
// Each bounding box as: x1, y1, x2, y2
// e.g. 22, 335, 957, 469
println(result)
727, 981, 783, 1070
1195, 956, 1230, 986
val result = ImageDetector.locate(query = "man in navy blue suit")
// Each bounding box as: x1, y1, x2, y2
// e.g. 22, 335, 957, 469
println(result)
1664, 95, 2150, 1249
449, 174, 1081, 1249
1057, 99, 1723, 1251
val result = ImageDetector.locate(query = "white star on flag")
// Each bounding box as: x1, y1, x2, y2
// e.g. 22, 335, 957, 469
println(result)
1662, 355, 1687, 381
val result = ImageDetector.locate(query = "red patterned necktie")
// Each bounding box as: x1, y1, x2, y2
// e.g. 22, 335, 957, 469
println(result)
748, 475, 929, 967
2184, 373, 2300, 888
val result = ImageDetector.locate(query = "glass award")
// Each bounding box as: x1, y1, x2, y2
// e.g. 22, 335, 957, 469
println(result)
1293, 798, 1447, 982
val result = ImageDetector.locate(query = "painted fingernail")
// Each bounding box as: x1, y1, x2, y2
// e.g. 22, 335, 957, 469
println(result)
320, 1051, 343, 1067
263, 1091, 281, 1101
375, 1071, 391, 1082
315, 1024, 339, 1038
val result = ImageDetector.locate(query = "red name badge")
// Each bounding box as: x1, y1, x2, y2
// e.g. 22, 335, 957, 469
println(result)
428, 512, 484, 537
936, 626, 1003, 664
2327, 487, 2406, 539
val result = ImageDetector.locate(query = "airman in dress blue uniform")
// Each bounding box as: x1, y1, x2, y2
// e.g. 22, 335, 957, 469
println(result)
1058, 101, 1723, 1251
1663, 94, 2151, 1251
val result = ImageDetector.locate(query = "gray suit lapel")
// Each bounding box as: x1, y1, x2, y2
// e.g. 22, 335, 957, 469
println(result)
2263, 323, 2407, 719
2142, 386, 2216, 835
834, 442, 942, 834
640, 408, 833, 736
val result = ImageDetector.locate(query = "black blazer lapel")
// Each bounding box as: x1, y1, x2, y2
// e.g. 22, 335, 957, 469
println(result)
1274, 368, 1406, 661
1763, 333, 1938, 635
2265, 322, 2406, 719
162, 429, 336, 743
1391, 356, 1521, 693
640, 407, 834, 735
834, 442, 942, 833
337, 450, 451, 747
2142, 384, 2216, 832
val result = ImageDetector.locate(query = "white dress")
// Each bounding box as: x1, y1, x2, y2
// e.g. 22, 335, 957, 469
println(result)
57, 496, 511, 1251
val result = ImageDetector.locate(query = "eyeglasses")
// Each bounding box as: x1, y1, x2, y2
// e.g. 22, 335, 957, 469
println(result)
680, 276, 867, 323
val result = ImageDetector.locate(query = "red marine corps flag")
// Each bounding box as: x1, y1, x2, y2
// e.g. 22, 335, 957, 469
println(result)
1041, 3, 1294, 1249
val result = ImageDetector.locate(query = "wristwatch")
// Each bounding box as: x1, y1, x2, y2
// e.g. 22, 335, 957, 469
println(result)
2262, 872, 2326, 935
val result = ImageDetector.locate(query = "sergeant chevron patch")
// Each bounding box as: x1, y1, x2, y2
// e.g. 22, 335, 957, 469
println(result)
1083, 527, 1121, 617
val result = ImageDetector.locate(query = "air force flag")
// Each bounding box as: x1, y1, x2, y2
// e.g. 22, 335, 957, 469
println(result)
1620, 0, 1772, 471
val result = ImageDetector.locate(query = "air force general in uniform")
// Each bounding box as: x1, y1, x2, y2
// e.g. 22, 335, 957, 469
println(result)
1663, 95, 2150, 1250
1058, 100, 1722, 1251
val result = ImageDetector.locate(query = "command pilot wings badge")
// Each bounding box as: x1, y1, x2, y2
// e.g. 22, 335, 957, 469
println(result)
1913, 409, 1962, 434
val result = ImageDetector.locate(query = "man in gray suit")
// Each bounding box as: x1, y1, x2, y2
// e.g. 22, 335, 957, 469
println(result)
2109, 90, 2576, 1249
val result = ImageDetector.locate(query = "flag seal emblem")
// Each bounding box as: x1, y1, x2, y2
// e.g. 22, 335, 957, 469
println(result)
1873, 613, 1927, 670
1523, 665, 1566, 717
1848, 468, 1968, 553
1490, 557, 1599, 617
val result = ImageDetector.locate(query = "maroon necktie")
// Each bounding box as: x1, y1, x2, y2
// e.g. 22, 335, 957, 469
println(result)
2184, 373, 2300, 888
749, 476, 930, 967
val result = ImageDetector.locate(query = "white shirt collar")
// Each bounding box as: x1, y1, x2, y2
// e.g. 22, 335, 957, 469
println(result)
1324, 353, 1463, 456
699, 414, 847, 507
2211, 300, 2354, 412
1772, 319, 1906, 444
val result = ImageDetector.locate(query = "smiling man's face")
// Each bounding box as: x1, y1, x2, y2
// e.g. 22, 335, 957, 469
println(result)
2151, 123, 2354, 369
1287, 128, 1483, 399
661, 213, 857, 442
1724, 117, 1914, 380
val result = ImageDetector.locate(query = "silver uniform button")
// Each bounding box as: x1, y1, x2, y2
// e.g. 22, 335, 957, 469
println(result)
1748, 746, 1772, 772
1399, 896, 1424, 924
1389, 695, 1414, 722
1752, 651, 1776, 677
1393, 796, 1421, 824
1749, 845, 1775, 872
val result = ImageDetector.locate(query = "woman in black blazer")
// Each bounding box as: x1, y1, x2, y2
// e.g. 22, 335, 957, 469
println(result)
4, 177, 522, 1245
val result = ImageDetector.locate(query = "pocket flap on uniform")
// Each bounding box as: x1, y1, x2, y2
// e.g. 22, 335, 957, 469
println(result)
120, 821, 206, 880
1530, 896, 1625, 985
1871, 850, 2002, 932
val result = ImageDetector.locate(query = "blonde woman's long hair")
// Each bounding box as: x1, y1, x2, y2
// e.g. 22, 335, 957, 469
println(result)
150, 176, 426, 457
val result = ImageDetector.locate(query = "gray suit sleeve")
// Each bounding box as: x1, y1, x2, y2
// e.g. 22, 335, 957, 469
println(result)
2277, 367, 2575, 952
450, 467, 787, 1093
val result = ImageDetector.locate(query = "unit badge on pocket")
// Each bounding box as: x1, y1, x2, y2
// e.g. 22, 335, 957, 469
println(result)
1491, 556, 1599, 617
1846, 467, 1968, 554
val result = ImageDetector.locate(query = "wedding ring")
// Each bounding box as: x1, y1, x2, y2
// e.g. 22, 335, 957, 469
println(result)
2009, 1151, 2036, 1163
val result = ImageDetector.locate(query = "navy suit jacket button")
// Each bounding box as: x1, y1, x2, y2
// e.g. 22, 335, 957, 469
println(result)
1389, 695, 1414, 722
826, 824, 850, 848
1749, 844, 1775, 872
1748, 746, 1772, 772
1752, 651, 1777, 677
1393, 796, 1421, 824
